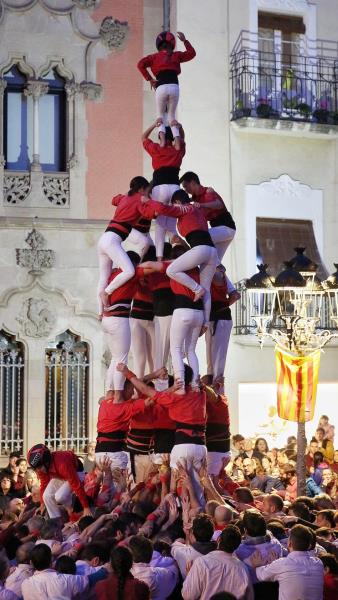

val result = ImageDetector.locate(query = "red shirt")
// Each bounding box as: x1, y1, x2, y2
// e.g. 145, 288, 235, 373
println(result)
96, 573, 150, 600
143, 139, 185, 170
137, 41, 196, 81
194, 186, 229, 222
153, 388, 206, 426
152, 404, 175, 430
323, 573, 338, 600
206, 395, 230, 426
155, 202, 209, 237
169, 266, 200, 300
97, 398, 146, 433
36, 451, 89, 509
107, 193, 157, 231
103, 266, 146, 318
129, 404, 154, 431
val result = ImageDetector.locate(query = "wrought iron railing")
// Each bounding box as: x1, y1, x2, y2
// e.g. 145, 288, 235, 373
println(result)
230, 30, 338, 123
0, 337, 24, 455
233, 280, 335, 336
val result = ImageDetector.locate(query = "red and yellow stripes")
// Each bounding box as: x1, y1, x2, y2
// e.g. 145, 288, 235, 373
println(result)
275, 348, 321, 422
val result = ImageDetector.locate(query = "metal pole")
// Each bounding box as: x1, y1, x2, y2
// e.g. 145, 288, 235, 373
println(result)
296, 421, 307, 496
163, 0, 170, 31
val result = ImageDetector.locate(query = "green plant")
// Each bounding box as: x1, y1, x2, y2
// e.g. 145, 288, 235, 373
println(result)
313, 108, 329, 124
297, 103, 311, 118
256, 103, 271, 118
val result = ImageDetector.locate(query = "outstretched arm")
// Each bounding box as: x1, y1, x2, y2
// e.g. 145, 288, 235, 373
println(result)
142, 121, 161, 141
116, 363, 157, 398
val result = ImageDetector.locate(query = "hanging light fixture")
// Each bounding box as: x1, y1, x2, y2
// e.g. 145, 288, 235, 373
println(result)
323, 263, 338, 328
246, 264, 276, 341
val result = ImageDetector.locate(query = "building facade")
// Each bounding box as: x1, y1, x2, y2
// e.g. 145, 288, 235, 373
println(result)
0, 0, 337, 459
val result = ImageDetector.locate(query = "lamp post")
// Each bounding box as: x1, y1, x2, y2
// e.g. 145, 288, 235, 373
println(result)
246, 249, 338, 496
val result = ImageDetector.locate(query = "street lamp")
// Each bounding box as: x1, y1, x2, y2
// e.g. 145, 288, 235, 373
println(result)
246, 248, 338, 495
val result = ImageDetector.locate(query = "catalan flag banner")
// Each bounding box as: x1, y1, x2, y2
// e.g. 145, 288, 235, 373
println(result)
275, 348, 321, 422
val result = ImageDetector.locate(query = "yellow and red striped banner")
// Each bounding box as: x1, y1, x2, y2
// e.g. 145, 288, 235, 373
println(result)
275, 347, 321, 422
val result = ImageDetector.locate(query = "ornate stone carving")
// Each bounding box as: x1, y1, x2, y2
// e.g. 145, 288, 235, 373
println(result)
65, 81, 82, 99
4, 173, 31, 204
257, 0, 309, 11
67, 154, 78, 169
80, 82, 102, 100
99, 17, 129, 51
73, 0, 96, 7
260, 174, 306, 199
0, 79, 7, 95
24, 80, 49, 100
16, 228, 55, 274
16, 297, 55, 338
43, 175, 70, 207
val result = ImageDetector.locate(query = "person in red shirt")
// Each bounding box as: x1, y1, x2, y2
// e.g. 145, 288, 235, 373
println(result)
205, 265, 233, 391
205, 385, 231, 485
130, 246, 156, 378
95, 379, 153, 474
95, 545, 150, 600
102, 252, 157, 401
97, 176, 153, 313
118, 362, 207, 506
320, 553, 338, 600
27, 444, 91, 520
143, 120, 186, 259
153, 189, 218, 325
137, 31, 196, 143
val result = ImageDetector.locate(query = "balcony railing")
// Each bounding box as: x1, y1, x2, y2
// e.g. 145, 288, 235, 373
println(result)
233, 280, 335, 337
230, 30, 338, 125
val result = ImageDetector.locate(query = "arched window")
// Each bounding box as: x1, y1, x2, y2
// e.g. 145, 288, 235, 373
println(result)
0, 331, 24, 455
40, 69, 66, 172
45, 331, 89, 452
3, 66, 30, 171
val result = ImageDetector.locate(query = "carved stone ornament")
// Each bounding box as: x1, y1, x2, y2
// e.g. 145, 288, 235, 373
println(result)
260, 174, 305, 200
99, 17, 129, 51
257, 0, 309, 11
16, 297, 55, 338
73, 0, 97, 7
4, 173, 31, 204
16, 228, 55, 275
24, 80, 49, 100
43, 174, 70, 207
80, 82, 102, 100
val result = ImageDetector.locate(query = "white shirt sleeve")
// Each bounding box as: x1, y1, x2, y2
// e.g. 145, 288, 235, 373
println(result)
182, 559, 205, 600
256, 558, 284, 582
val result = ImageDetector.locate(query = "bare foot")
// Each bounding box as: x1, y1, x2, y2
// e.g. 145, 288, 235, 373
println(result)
194, 287, 205, 302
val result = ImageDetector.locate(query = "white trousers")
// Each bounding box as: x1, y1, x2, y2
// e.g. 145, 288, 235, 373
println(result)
170, 308, 204, 386
95, 451, 129, 472
209, 225, 236, 263
151, 184, 179, 258
154, 315, 172, 390
97, 232, 135, 312
170, 443, 207, 507
130, 318, 155, 378
166, 245, 218, 324
102, 316, 131, 391
206, 319, 233, 381
128, 228, 153, 259
155, 83, 180, 137
43, 474, 84, 519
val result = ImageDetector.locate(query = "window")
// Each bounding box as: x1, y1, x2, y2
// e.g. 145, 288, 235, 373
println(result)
258, 12, 305, 70
256, 217, 328, 280
45, 331, 89, 452
3, 66, 31, 171
40, 69, 66, 172
0, 331, 24, 456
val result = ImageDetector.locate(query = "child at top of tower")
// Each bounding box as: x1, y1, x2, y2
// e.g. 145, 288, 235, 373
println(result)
137, 31, 196, 146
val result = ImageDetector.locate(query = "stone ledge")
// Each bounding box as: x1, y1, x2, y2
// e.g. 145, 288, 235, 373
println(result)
231, 117, 338, 139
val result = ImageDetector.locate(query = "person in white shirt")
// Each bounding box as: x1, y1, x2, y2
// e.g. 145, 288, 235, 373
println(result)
182, 525, 254, 600
21, 544, 89, 600
5, 543, 34, 598
253, 524, 324, 600
0, 556, 19, 600
172, 513, 217, 579
129, 535, 178, 600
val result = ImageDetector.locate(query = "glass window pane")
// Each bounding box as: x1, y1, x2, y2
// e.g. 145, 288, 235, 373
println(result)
39, 94, 56, 165
6, 92, 31, 170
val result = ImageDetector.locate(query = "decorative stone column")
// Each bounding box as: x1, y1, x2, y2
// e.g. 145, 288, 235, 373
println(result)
0, 79, 7, 169
24, 80, 49, 172
65, 82, 81, 170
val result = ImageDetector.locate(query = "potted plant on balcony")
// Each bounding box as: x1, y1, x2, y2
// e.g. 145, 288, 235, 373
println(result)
256, 99, 271, 118
297, 103, 311, 120
234, 99, 251, 118
313, 108, 329, 123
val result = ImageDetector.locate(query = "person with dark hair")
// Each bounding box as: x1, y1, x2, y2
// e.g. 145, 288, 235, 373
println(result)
236, 510, 283, 582
253, 524, 324, 600
129, 535, 178, 599
118, 362, 207, 505
315, 428, 334, 464
262, 493, 285, 517
142, 121, 186, 259
76, 543, 109, 576
182, 525, 252, 600
289, 500, 313, 523
320, 553, 338, 600
179, 171, 236, 271
137, 32, 196, 143
27, 444, 90, 519
172, 513, 217, 579
306, 438, 319, 469
0, 555, 18, 600
205, 385, 231, 483
96, 545, 150, 600
1, 452, 21, 478
315, 510, 336, 529
0, 473, 14, 512
55, 555, 77, 575
4, 542, 34, 598
21, 543, 90, 599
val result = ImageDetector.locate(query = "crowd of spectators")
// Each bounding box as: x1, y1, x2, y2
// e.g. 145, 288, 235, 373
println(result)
0, 411, 336, 600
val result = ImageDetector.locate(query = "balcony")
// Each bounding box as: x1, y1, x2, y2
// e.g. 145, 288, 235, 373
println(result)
230, 31, 338, 137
